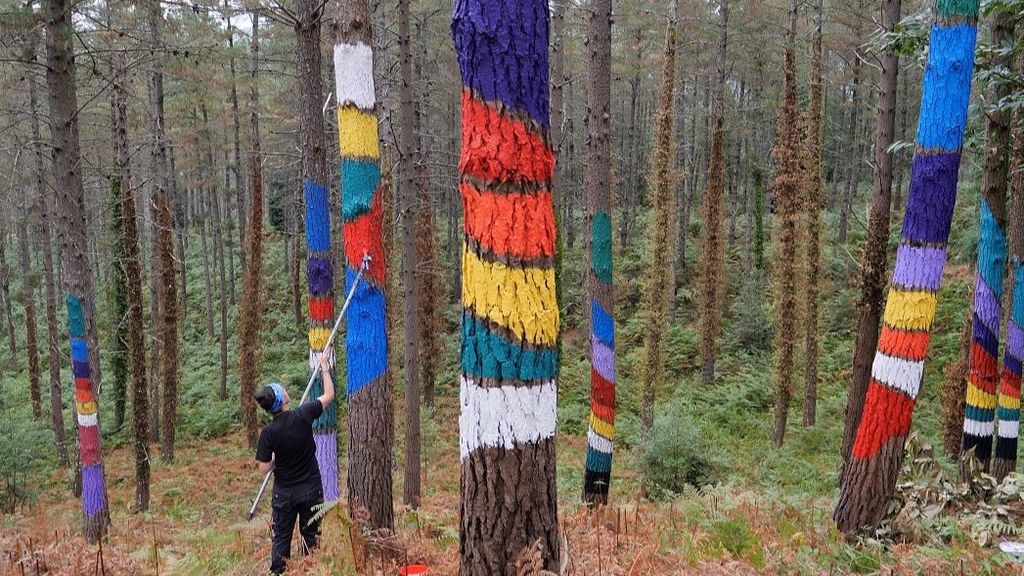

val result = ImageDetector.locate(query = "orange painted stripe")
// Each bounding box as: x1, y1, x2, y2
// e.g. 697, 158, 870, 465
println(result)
461, 182, 555, 260
343, 189, 386, 286
877, 326, 930, 361
969, 341, 999, 377
851, 379, 916, 459
309, 298, 335, 323
591, 402, 615, 423
460, 91, 554, 186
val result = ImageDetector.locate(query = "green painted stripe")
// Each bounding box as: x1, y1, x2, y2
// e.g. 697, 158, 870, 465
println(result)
591, 212, 612, 285
936, 0, 978, 20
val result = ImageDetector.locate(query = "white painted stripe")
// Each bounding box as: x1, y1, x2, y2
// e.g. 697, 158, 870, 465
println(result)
333, 43, 376, 110
459, 376, 557, 459
963, 418, 994, 437
77, 412, 98, 427
998, 419, 1019, 439
587, 428, 613, 454
871, 353, 924, 399
308, 348, 336, 373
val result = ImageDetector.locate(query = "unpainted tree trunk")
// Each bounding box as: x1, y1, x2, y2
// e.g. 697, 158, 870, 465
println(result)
837, 15, 865, 245
18, 209, 42, 419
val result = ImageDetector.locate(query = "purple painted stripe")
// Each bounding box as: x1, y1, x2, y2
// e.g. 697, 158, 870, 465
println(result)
592, 335, 615, 384
72, 360, 91, 379
82, 464, 106, 516
314, 432, 340, 502
892, 245, 946, 291
1008, 323, 1024, 359
974, 275, 1002, 335
901, 152, 960, 244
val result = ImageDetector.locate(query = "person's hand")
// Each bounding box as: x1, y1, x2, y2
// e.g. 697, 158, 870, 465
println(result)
319, 351, 331, 374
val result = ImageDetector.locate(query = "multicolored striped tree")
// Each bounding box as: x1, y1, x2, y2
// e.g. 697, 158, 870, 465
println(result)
43, 0, 110, 541
583, 0, 615, 505
333, 0, 394, 530
453, 0, 560, 570
834, 0, 980, 533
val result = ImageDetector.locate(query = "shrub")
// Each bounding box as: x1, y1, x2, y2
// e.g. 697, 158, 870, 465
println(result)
638, 413, 720, 500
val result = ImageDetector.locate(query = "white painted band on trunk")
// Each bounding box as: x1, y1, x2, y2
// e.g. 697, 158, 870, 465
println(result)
871, 352, 924, 399
77, 412, 98, 427
333, 43, 376, 110
587, 427, 613, 454
459, 376, 557, 459
308, 348, 337, 373
998, 419, 1019, 439
963, 418, 994, 437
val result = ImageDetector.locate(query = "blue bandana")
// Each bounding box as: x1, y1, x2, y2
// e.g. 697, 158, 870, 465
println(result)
268, 383, 286, 413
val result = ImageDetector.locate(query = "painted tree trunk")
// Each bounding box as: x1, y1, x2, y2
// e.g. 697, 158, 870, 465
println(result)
840, 0, 902, 470
960, 11, 1014, 474
333, 0, 394, 530
993, 95, 1024, 480
43, 0, 111, 541
453, 0, 560, 571
583, 0, 614, 506
834, 0, 979, 534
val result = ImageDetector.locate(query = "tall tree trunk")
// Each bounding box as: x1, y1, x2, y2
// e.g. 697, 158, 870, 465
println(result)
834, 0, 980, 534
961, 12, 1014, 474
18, 206, 42, 419
200, 154, 215, 338
29, 50, 68, 466
771, 0, 800, 447
840, 0, 903, 470
837, 15, 865, 245
453, 0, 560, 571
238, 9, 266, 450
200, 102, 230, 402
397, 0, 421, 509
697, 0, 728, 388
0, 236, 15, 358
583, 0, 615, 506
107, 169, 129, 433
113, 52, 151, 510
893, 70, 911, 209
802, 0, 826, 427
550, 0, 565, 222
43, 0, 111, 541
332, 0, 394, 530
226, 0, 246, 274
994, 101, 1024, 480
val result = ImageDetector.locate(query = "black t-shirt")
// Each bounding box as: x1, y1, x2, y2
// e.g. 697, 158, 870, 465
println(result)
255, 400, 324, 491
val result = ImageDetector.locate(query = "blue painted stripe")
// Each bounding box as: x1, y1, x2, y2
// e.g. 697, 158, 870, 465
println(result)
916, 23, 978, 151
977, 200, 1008, 293
345, 267, 388, 395
998, 406, 1020, 421
591, 299, 614, 348
72, 360, 91, 380
70, 338, 89, 362
341, 159, 380, 221
972, 312, 999, 359
460, 314, 558, 382
585, 446, 612, 473
1006, 354, 1021, 377
451, 0, 550, 127
305, 180, 330, 253
965, 404, 995, 422
901, 152, 960, 244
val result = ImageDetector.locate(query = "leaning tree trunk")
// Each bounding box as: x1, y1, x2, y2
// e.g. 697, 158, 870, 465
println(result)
583, 0, 615, 506
238, 9, 266, 449
296, 0, 340, 503
43, 0, 111, 541
802, 0, 825, 427
113, 51, 151, 511
960, 11, 1014, 474
397, 0, 421, 509
28, 49, 68, 466
453, 0, 560, 571
771, 0, 801, 447
697, 0, 728, 388
332, 0, 394, 530
840, 0, 902, 471
834, 0, 980, 534
994, 114, 1024, 480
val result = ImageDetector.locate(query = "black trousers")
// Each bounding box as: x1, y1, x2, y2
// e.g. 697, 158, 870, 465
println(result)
270, 483, 324, 573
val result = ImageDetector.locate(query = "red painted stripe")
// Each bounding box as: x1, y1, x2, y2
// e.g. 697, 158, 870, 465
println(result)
969, 342, 999, 379
999, 371, 1021, 398
461, 182, 556, 260
74, 377, 92, 393
75, 388, 92, 404
851, 380, 916, 459
309, 298, 335, 323
877, 326, 930, 361
591, 401, 615, 423
80, 425, 100, 467
460, 91, 554, 186
343, 189, 386, 286
591, 368, 615, 409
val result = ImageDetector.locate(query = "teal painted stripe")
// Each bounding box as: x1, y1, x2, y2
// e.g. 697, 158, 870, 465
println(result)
461, 314, 558, 381
591, 212, 612, 285
341, 159, 380, 221
586, 447, 612, 473
977, 199, 1007, 293
937, 0, 979, 20
66, 295, 86, 338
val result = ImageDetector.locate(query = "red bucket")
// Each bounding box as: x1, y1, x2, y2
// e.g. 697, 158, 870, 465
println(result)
398, 565, 428, 576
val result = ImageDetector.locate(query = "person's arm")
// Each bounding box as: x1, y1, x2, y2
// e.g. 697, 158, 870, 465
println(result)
257, 458, 274, 475
317, 352, 335, 408
254, 429, 274, 474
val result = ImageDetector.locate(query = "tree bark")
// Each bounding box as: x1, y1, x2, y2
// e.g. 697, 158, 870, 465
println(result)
837, 13, 865, 245
17, 204, 42, 419
226, 0, 246, 275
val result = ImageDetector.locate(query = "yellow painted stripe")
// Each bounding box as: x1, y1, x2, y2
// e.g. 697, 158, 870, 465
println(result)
337, 107, 379, 159
998, 393, 1021, 410
967, 383, 998, 410
589, 413, 615, 439
462, 246, 558, 346
76, 400, 97, 415
882, 290, 938, 331
309, 327, 331, 350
